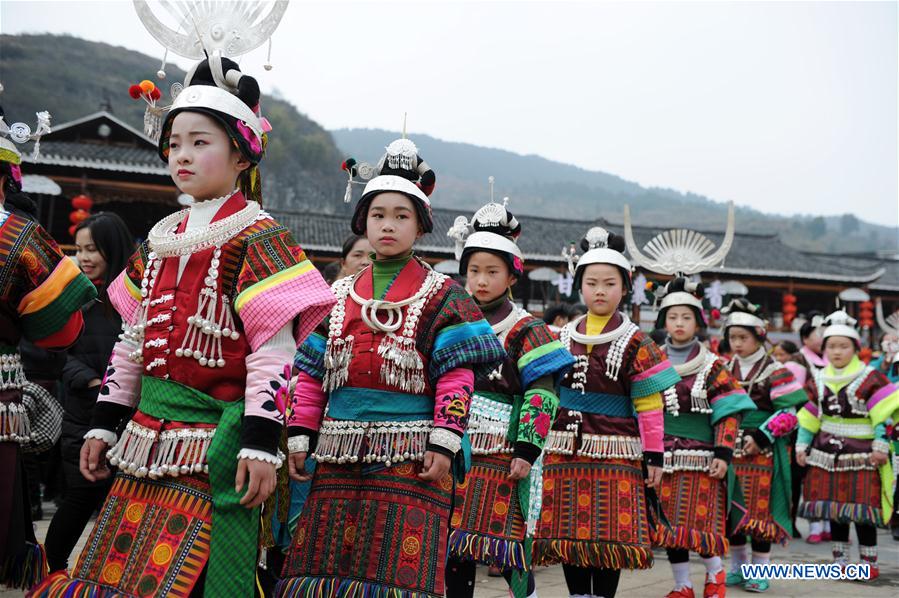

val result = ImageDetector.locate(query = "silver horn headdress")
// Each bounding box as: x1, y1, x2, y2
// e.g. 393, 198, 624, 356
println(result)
624, 202, 734, 277
876, 298, 899, 337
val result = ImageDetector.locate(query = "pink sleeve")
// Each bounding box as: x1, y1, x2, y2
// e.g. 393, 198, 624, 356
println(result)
637, 408, 664, 453
433, 367, 475, 434
96, 340, 142, 409
288, 370, 328, 431
244, 348, 293, 425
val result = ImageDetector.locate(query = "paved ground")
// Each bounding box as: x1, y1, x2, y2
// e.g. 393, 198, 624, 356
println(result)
5, 509, 899, 597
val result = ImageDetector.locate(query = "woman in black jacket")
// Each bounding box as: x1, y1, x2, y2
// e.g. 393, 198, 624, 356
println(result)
44, 212, 133, 572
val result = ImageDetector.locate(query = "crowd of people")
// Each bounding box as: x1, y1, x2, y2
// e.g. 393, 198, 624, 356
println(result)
1, 9, 898, 598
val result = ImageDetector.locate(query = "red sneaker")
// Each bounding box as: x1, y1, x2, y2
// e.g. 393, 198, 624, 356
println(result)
822, 531, 832, 542
863, 566, 879, 581
665, 587, 696, 598
704, 569, 727, 598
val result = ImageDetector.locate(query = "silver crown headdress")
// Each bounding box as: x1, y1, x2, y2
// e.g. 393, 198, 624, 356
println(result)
821, 309, 861, 343
447, 176, 520, 261
563, 226, 631, 278
132, 0, 288, 139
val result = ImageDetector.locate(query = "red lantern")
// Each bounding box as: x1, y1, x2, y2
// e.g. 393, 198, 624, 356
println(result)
68, 224, 77, 237
71, 194, 93, 211
859, 300, 874, 329
782, 293, 798, 327
69, 209, 89, 225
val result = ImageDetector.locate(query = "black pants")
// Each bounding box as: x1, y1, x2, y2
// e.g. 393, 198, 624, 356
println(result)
667, 547, 713, 563
830, 521, 876, 547
562, 565, 621, 597
445, 558, 536, 598
43, 464, 112, 572
728, 534, 771, 553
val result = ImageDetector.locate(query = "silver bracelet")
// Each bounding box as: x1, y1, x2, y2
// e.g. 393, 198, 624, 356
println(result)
288, 435, 310, 454
428, 428, 462, 454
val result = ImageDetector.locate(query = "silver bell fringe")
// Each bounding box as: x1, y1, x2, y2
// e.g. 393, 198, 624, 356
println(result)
468, 394, 514, 455
544, 410, 583, 455
174, 248, 241, 369
806, 448, 877, 472
0, 402, 31, 443
107, 421, 215, 479
149, 427, 215, 478
107, 420, 158, 477
322, 335, 354, 392
577, 434, 643, 460
663, 449, 715, 473
312, 418, 432, 467
0, 353, 27, 391
378, 334, 426, 394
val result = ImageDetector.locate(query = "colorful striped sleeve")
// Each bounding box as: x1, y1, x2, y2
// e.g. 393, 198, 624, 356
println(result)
233, 221, 335, 351
510, 318, 575, 388
16, 222, 96, 348
107, 242, 148, 326
865, 373, 899, 427
293, 330, 327, 381
627, 333, 680, 399
796, 401, 821, 435
707, 360, 756, 424
428, 282, 505, 381
769, 366, 808, 409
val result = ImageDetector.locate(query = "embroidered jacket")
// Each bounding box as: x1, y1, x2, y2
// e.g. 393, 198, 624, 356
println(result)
545, 311, 680, 467
797, 356, 899, 470
468, 299, 574, 464
661, 343, 756, 469
288, 257, 505, 462
727, 353, 807, 453
90, 193, 334, 471
1, 210, 96, 444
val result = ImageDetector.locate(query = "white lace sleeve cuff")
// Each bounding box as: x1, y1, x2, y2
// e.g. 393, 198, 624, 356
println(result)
288, 435, 310, 454
84, 428, 118, 446
795, 443, 810, 455
871, 439, 890, 454
428, 428, 462, 454
237, 448, 285, 468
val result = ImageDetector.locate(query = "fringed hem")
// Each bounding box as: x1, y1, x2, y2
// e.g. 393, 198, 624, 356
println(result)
652, 525, 729, 556
26, 572, 127, 598
2, 541, 47, 591
447, 529, 528, 571
276, 576, 440, 598
532, 539, 653, 570
798, 501, 885, 528
732, 517, 790, 546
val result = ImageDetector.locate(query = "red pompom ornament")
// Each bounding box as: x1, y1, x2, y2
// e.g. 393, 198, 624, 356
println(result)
128, 85, 143, 99
150, 87, 162, 101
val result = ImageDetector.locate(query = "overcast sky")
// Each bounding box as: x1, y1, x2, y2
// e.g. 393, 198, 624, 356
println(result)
3, 0, 897, 226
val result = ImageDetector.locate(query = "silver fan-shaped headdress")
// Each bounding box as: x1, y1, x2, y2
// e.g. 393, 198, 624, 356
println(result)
134, 0, 289, 79
624, 202, 735, 277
